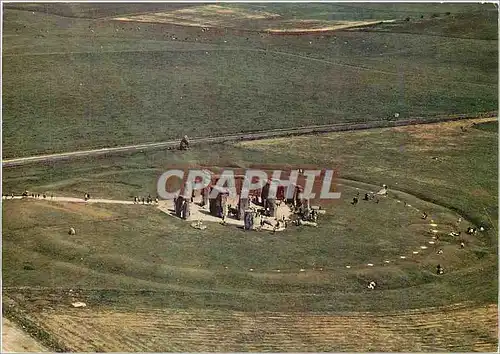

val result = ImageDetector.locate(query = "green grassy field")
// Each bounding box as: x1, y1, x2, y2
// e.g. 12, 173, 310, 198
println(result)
2, 118, 498, 351
3, 118, 497, 308
2, 3, 498, 351
2, 3, 497, 157
2, 117, 497, 351
473, 120, 498, 132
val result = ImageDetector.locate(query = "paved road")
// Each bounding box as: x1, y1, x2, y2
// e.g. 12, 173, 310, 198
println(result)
3, 112, 495, 167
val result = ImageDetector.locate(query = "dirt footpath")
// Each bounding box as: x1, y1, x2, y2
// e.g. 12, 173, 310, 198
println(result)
2, 318, 48, 353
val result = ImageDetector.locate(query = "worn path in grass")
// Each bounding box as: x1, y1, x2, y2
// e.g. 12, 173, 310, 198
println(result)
2, 318, 48, 353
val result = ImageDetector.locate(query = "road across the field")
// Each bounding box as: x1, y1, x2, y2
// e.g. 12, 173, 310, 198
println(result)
3, 112, 496, 167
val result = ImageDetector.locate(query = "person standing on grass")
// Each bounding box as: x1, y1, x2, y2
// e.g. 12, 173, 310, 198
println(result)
436, 264, 444, 275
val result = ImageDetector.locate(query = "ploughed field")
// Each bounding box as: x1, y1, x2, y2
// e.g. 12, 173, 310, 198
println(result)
3, 296, 497, 352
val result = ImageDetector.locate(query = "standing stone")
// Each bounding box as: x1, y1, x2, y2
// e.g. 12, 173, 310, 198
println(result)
220, 193, 227, 218
238, 198, 249, 220
244, 210, 254, 230
268, 199, 277, 218
201, 186, 210, 207
181, 201, 190, 220
175, 196, 185, 217
261, 183, 270, 209
302, 198, 310, 217
209, 197, 218, 217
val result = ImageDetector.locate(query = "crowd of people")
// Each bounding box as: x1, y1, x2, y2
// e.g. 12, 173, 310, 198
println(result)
5, 190, 54, 200
133, 195, 159, 205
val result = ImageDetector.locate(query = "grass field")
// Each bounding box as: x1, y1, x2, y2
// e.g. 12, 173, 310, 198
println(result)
473, 120, 498, 132
3, 118, 498, 351
2, 3, 497, 157
2, 3, 498, 351
5, 3, 488, 21
2, 185, 487, 301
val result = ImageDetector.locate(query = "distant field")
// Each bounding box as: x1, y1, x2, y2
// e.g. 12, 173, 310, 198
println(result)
2, 3, 198, 19
5, 2, 485, 21
113, 4, 282, 28
112, 4, 393, 32
2, 3, 497, 157
355, 9, 498, 40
